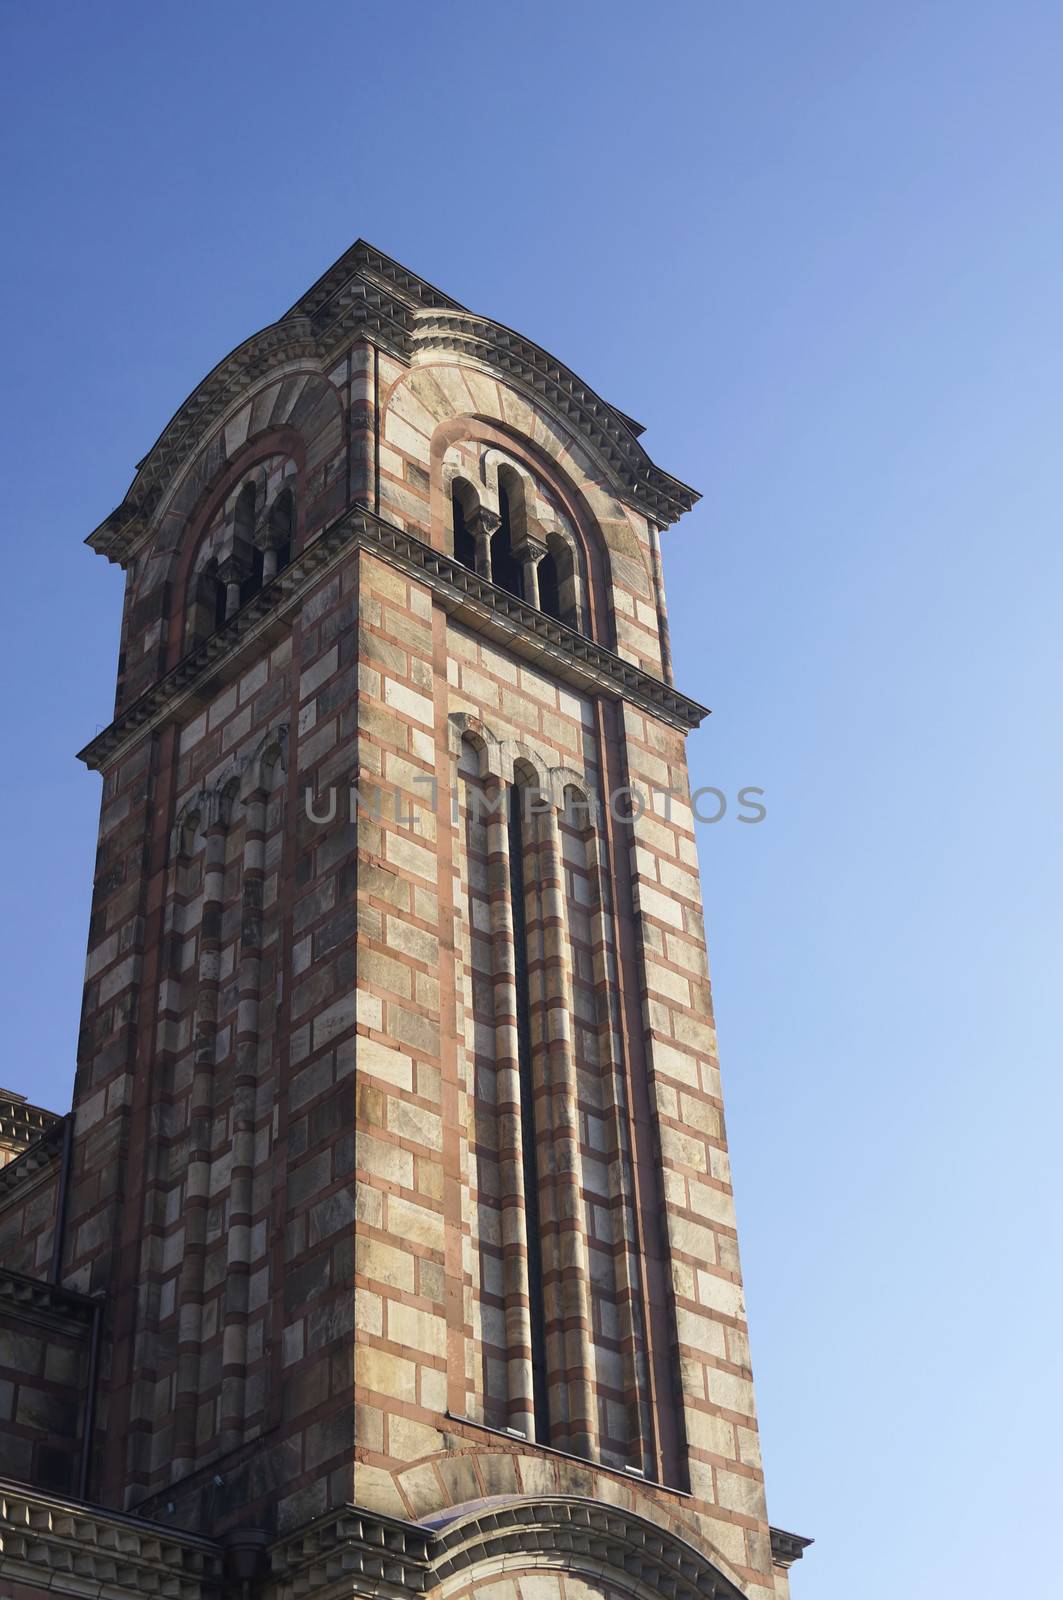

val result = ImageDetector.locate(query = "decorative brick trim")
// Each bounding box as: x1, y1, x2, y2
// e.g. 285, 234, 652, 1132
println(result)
0, 1482, 223, 1600
78, 508, 708, 772
769, 1526, 814, 1568
86, 242, 698, 565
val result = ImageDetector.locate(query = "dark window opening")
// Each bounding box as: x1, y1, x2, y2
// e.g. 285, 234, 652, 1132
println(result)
491, 484, 524, 600
538, 551, 561, 621
213, 570, 228, 630
269, 486, 295, 578
240, 543, 266, 608
453, 486, 477, 571
508, 783, 550, 1442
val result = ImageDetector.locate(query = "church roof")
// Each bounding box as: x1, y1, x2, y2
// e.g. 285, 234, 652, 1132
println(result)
87, 241, 699, 564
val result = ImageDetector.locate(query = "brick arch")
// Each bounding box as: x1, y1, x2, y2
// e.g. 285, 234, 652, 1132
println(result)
352, 1448, 748, 1598
393, 360, 657, 572
424, 1493, 749, 1600
130, 364, 342, 603
382, 360, 653, 627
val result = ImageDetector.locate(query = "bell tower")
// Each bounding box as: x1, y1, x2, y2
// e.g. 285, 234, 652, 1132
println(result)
0, 243, 810, 1600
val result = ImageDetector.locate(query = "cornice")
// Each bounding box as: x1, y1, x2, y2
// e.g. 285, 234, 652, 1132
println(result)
412, 309, 698, 526
88, 241, 699, 565
0, 1266, 97, 1339
268, 1505, 431, 1598
0, 1094, 62, 1150
78, 507, 708, 773
285, 239, 467, 321
0, 1488, 767, 1600
0, 1115, 63, 1203
266, 1496, 748, 1600
0, 1482, 223, 1600
769, 1525, 813, 1568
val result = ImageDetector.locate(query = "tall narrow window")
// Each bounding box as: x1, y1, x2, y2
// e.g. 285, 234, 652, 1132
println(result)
452, 484, 477, 572
537, 546, 561, 621
491, 482, 524, 600
508, 782, 550, 1441
267, 485, 294, 575
240, 544, 267, 608
211, 560, 228, 631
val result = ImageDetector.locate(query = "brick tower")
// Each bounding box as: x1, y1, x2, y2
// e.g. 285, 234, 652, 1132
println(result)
0, 243, 810, 1600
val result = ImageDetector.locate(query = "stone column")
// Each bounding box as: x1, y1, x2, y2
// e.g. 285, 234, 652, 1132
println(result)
218, 785, 267, 1453
217, 552, 248, 621
515, 536, 548, 610
583, 816, 656, 1475
173, 793, 231, 1474
467, 508, 501, 581
256, 527, 287, 583
535, 798, 600, 1462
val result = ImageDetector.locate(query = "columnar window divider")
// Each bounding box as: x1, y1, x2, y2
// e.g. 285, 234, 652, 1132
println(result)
531, 796, 601, 1464
459, 745, 660, 1471
484, 778, 540, 1441
218, 784, 267, 1453
173, 806, 230, 1474
574, 793, 656, 1477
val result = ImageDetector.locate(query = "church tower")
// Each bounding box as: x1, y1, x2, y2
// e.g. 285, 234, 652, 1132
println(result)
0, 243, 809, 1600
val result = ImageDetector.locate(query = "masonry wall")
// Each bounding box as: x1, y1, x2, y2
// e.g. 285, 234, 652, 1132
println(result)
0, 1159, 61, 1280
45, 332, 780, 1598
0, 1313, 88, 1494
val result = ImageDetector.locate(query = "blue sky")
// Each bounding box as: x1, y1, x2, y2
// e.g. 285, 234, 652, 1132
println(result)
2, 3, 1060, 1594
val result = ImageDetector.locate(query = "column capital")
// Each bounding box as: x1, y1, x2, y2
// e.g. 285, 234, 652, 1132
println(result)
467, 507, 501, 540
513, 534, 549, 566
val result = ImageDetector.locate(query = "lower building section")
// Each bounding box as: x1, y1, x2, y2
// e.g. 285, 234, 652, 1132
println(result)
0, 1479, 810, 1600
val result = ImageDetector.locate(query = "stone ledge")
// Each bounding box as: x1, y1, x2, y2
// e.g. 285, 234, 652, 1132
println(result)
78, 508, 709, 774
769, 1525, 814, 1568
0, 1096, 62, 1151
0, 1267, 97, 1339
267, 1495, 748, 1600
0, 1117, 64, 1204
0, 1481, 223, 1600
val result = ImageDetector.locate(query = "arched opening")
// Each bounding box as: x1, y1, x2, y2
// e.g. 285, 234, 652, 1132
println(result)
232, 482, 260, 609
537, 546, 561, 621
240, 483, 294, 607
491, 472, 524, 600
451, 481, 477, 572
207, 559, 227, 632
545, 531, 583, 629
265, 484, 294, 577
234, 481, 256, 544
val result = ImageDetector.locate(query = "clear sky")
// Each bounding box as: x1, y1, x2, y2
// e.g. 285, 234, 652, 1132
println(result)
2, 3, 1059, 1594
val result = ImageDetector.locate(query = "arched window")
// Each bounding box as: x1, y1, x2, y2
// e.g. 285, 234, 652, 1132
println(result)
239, 483, 294, 607
265, 485, 294, 578
234, 481, 256, 547
491, 473, 524, 600
452, 482, 477, 572
541, 531, 582, 628
537, 545, 561, 622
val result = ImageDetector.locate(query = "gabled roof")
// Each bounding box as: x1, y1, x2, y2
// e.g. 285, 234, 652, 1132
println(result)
88, 240, 700, 565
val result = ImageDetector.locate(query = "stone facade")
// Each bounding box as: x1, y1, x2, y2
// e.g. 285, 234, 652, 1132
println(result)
0, 243, 810, 1600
